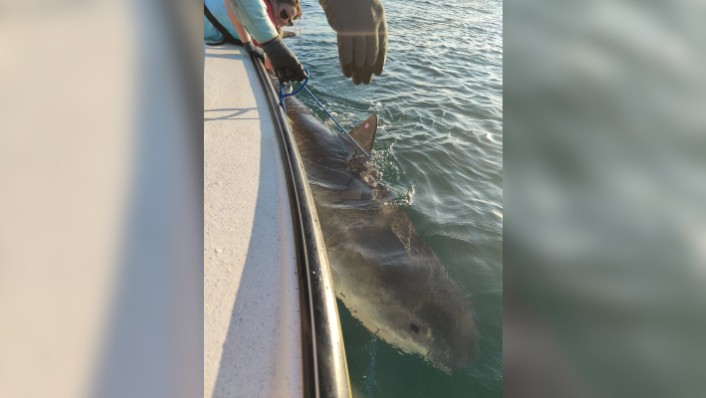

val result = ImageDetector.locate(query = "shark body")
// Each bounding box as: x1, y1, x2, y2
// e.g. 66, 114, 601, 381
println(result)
284, 95, 478, 372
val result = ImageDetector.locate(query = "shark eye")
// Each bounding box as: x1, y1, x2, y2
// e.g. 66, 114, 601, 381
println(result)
409, 323, 420, 334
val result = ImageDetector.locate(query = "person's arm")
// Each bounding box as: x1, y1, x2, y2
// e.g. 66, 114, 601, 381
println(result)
226, 0, 277, 44
227, 0, 306, 82
224, 0, 266, 61
224, 0, 252, 44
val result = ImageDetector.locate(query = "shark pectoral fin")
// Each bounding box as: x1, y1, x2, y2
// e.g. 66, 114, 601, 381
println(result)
348, 113, 378, 154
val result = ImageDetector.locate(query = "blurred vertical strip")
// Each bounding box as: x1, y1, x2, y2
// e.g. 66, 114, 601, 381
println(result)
0, 0, 202, 397
505, 0, 706, 397
90, 0, 203, 397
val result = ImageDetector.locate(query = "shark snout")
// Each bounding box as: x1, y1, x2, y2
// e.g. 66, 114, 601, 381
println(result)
426, 329, 478, 372
416, 294, 479, 372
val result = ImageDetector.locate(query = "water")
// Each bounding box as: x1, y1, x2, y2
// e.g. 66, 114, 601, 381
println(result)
287, 0, 502, 396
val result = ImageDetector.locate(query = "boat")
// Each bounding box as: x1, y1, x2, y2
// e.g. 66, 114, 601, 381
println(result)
204, 43, 351, 398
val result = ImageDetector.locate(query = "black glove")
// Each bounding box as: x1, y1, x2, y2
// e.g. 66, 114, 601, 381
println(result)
243, 41, 265, 62
319, 0, 387, 84
261, 37, 307, 83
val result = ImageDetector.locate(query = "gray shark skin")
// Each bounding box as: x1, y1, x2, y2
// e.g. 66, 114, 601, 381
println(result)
284, 95, 478, 372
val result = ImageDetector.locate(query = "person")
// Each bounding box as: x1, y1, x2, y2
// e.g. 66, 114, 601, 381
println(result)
204, 0, 299, 45
224, 0, 301, 69
226, 0, 387, 84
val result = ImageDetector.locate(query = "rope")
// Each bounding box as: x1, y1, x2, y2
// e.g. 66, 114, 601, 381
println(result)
277, 72, 308, 110
278, 71, 371, 158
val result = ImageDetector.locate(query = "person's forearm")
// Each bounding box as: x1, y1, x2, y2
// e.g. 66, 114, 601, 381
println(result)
224, 0, 252, 43
226, 0, 278, 44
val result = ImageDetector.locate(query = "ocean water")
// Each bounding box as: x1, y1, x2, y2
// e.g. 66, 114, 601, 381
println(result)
286, 0, 502, 396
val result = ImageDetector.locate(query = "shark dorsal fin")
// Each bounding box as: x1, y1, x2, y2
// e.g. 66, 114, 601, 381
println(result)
347, 113, 378, 154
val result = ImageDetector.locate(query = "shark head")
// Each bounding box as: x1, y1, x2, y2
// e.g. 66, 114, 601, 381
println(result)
410, 288, 479, 372
368, 253, 479, 373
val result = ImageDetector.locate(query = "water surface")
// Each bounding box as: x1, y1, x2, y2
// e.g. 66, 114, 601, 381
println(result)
287, 0, 502, 396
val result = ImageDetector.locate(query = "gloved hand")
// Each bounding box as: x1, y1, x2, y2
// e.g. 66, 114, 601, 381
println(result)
261, 37, 307, 83
243, 41, 265, 62
319, 0, 387, 84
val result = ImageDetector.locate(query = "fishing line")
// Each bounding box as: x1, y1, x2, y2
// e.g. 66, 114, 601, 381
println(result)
278, 70, 371, 158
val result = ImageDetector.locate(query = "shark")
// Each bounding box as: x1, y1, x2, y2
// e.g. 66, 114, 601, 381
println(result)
284, 94, 479, 372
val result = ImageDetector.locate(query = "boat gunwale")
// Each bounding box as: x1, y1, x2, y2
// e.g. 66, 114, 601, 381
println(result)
251, 56, 352, 398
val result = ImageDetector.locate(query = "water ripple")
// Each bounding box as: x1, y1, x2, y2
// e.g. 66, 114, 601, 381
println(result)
289, 0, 502, 395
